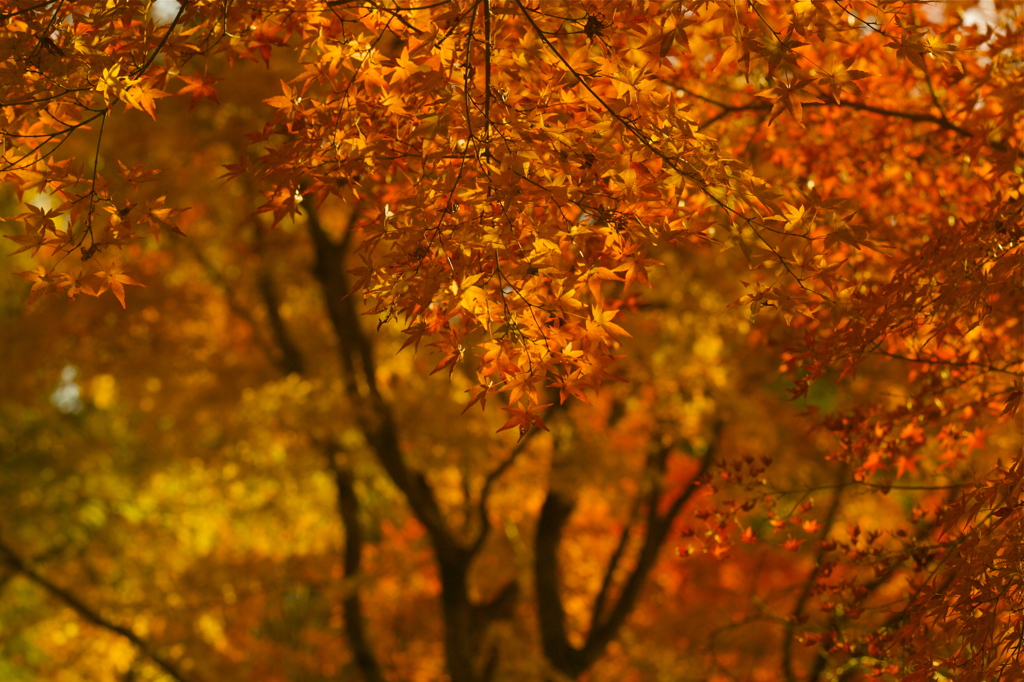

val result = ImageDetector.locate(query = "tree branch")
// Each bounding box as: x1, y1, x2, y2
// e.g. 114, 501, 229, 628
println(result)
322, 443, 387, 682
303, 197, 496, 682
535, 423, 722, 679
781, 468, 846, 682
482, 0, 492, 142
0, 0, 57, 22
251, 218, 306, 375
581, 425, 720, 666
470, 407, 555, 556
687, 88, 973, 137
182, 237, 282, 371
238, 212, 382, 678
0, 538, 191, 682
131, 0, 190, 80
868, 349, 1022, 378
588, 458, 649, 631
533, 490, 582, 676
303, 196, 460, 557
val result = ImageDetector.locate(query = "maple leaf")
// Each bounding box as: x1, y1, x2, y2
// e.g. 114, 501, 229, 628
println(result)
962, 428, 987, 452
818, 58, 872, 104
117, 160, 161, 188
15, 266, 55, 306
589, 302, 631, 339
10, 169, 48, 193
800, 519, 821, 534
549, 366, 593, 405
755, 79, 823, 124
118, 77, 169, 120
146, 196, 189, 240
429, 335, 463, 378
497, 403, 552, 439
1001, 388, 1022, 419
264, 79, 300, 113
783, 537, 805, 551
5, 230, 52, 256
617, 254, 661, 292
54, 270, 85, 300
177, 71, 221, 110
462, 383, 491, 413
885, 32, 929, 71
96, 268, 144, 308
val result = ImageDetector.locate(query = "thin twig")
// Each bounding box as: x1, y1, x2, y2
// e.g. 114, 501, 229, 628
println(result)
132, 0, 191, 79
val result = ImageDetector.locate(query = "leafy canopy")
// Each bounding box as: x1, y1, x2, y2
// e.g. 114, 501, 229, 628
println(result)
1, 1, 1022, 681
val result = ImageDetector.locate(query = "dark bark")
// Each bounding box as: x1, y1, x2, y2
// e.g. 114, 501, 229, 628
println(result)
258, 269, 305, 375
303, 199, 501, 682
247, 217, 384, 682
302, 196, 712, 681
329, 457, 387, 682
534, 491, 586, 677
534, 426, 721, 679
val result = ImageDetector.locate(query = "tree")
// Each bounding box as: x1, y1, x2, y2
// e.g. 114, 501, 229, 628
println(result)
1, 0, 1021, 680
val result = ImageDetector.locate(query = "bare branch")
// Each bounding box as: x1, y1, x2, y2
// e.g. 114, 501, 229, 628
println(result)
182, 237, 284, 370
535, 422, 722, 679
251, 219, 306, 375
322, 443, 387, 682
533, 490, 582, 676
471, 405, 558, 555
782, 468, 847, 682
588, 454, 652, 630
303, 197, 492, 682
683, 86, 973, 137
0, 538, 191, 682
131, 0, 190, 80
581, 424, 720, 665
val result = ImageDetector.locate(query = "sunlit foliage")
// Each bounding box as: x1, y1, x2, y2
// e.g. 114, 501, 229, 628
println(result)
1, 1, 1021, 681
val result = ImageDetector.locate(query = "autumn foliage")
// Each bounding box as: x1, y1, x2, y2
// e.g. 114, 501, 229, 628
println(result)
1, 0, 1022, 681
